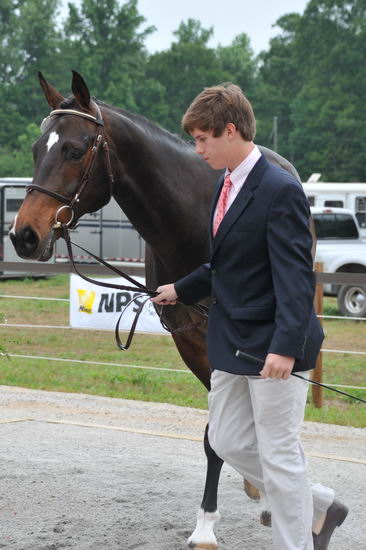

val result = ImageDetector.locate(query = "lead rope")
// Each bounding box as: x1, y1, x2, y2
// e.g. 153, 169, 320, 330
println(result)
61, 225, 208, 350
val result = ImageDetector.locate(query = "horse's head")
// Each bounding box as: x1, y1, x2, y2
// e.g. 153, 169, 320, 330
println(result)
10, 71, 113, 261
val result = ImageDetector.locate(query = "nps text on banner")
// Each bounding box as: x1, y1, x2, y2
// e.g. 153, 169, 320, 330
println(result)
69, 274, 167, 333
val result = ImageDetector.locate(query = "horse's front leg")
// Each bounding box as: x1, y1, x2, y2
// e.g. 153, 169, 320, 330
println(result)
187, 424, 222, 549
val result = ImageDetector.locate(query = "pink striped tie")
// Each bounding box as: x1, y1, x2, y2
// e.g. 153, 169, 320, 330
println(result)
213, 175, 232, 236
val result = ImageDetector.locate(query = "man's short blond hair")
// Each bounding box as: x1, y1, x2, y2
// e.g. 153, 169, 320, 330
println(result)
182, 83, 256, 141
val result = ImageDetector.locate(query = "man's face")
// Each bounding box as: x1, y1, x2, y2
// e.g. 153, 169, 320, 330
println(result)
191, 127, 230, 170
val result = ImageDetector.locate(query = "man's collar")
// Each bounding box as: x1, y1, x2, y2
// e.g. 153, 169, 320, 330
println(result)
225, 145, 261, 190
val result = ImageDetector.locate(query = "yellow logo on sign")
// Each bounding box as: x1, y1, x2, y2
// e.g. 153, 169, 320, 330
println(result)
77, 289, 96, 314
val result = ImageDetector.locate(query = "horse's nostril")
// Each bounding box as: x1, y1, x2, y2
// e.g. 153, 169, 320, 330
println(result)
23, 228, 37, 244
20, 226, 39, 251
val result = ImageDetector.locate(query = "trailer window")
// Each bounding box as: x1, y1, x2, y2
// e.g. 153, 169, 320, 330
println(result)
355, 196, 366, 228
6, 198, 23, 212
313, 214, 359, 239
324, 200, 344, 208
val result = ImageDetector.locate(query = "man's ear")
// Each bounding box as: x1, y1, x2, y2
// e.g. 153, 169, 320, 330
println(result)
226, 122, 237, 139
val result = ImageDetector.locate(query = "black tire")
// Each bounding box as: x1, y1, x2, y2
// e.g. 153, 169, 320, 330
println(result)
337, 285, 366, 317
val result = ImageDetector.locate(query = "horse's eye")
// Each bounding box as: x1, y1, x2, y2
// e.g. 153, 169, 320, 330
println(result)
66, 149, 85, 160
71, 149, 85, 160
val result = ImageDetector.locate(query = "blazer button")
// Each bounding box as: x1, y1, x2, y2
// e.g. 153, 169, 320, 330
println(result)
212, 268, 217, 275
212, 297, 217, 304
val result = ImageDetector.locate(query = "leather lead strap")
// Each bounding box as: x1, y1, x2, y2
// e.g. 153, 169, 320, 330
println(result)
61, 225, 208, 350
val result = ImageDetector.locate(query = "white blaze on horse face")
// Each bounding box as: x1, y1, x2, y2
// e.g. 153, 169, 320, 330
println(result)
46, 131, 59, 152
9, 215, 18, 237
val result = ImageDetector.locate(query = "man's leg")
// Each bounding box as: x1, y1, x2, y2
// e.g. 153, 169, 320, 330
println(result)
208, 370, 340, 549
208, 369, 266, 494
248, 373, 313, 550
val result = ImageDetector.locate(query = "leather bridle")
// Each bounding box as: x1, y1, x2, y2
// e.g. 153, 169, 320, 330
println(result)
26, 102, 114, 229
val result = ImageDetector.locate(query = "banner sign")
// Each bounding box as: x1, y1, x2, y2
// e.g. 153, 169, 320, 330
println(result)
69, 274, 168, 333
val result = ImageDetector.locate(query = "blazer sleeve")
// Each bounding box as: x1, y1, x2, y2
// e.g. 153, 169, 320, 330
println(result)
174, 263, 212, 305
266, 182, 315, 360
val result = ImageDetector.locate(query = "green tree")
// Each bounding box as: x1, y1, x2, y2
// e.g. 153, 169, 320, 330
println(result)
217, 33, 256, 96
0, 123, 40, 177
64, 0, 155, 110
0, 0, 67, 176
256, 0, 366, 181
0, 0, 156, 176
0, 0, 65, 146
288, 0, 366, 180
145, 19, 229, 134
254, 13, 303, 159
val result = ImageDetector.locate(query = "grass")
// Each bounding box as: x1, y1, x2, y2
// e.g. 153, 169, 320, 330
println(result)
1, 275, 365, 427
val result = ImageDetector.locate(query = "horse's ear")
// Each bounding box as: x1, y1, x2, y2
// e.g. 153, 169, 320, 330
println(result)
71, 70, 90, 109
38, 72, 65, 109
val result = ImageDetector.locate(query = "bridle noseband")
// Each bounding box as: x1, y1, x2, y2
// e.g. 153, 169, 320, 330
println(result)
26, 102, 114, 229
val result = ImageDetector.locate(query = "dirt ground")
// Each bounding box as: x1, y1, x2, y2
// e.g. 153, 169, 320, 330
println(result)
0, 385, 365, 550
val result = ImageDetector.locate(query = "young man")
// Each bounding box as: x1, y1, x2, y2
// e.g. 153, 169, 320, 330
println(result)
152, 84, 348, 550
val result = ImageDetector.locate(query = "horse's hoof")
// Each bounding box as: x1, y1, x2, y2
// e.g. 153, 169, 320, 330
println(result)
188, 544, 218, 550
187, 508, 220, 550
244, 479, 260, 500
260, 509, 272, 527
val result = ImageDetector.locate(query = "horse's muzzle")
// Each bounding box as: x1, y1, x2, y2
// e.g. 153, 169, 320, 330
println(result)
9, 225, 55, 261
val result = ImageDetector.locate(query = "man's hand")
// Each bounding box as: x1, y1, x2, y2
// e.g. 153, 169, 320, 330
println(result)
260, 353, 295, 380
151, 284, 178, 305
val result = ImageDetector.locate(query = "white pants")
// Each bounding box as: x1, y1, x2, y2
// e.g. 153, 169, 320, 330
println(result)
208, 370, 334, 550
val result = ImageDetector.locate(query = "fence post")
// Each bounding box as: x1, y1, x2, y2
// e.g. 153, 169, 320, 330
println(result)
312, 262, 324, 408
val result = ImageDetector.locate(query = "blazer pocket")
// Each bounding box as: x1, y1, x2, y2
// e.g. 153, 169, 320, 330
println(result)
230, 306, 275, 320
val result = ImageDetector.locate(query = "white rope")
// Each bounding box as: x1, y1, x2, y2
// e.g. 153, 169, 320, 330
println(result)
1, 295, 366, 322
0, 323, 70, 329
2, 323, 366, 356
1, 353, 365, 390
0, 294, 69, 302
2, 324, 366, 358
0, 323, 169, 336
2, 353, 191, 374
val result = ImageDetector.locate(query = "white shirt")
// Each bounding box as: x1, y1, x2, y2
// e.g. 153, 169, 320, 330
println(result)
213, 144, 261, 233
224, 144, 262, 212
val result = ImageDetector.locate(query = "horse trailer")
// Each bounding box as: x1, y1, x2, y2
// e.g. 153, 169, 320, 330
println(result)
0, 178, 145, 276
303, 182, 366, 238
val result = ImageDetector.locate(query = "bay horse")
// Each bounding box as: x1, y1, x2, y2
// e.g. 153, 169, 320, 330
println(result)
10, 71, 307, 549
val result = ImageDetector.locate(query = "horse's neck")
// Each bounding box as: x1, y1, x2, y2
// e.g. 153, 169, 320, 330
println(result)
106, 110, 214, 266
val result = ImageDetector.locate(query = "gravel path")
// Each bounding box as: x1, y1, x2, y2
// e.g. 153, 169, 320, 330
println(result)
0, 385, 365, 549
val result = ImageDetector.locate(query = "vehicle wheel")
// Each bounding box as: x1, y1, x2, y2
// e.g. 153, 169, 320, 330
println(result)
337, 285, 366, 317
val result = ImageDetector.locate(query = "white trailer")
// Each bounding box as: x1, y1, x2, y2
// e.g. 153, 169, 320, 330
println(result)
303, 181, 366, 237
0, 178, 145, 275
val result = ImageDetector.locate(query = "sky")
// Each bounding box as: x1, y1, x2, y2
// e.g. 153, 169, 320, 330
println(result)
138, 0, 309, 54
60, 0, 309, 55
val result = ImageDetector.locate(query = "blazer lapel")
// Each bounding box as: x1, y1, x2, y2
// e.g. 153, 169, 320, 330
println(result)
212, 155, 268, 255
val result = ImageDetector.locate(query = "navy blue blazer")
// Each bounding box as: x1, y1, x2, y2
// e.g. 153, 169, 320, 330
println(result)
174, 155, 324, 375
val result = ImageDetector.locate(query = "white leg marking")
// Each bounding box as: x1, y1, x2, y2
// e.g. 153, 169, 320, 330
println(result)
46, 131, 59, 152
187, 507, 220, 549
9, 214, 18, 237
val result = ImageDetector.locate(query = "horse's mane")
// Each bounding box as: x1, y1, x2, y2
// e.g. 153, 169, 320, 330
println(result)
98, 99, 193, 151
